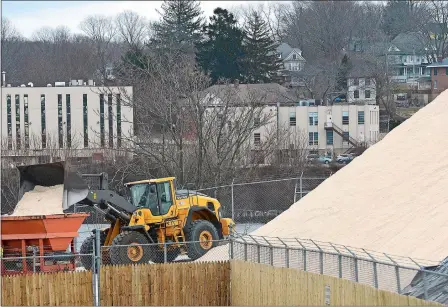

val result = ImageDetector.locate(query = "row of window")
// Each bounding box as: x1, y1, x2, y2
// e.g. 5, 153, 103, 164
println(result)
6, 94, 30, 150
433, 67, 448, 76
253, 130, 349, 146
352, 78, 372, 86
288, 111, 365, 126
5, 93, 122, 150
353, 89, 371, 99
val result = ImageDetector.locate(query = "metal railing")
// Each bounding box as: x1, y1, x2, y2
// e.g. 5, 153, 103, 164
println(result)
229, 234, 448, 299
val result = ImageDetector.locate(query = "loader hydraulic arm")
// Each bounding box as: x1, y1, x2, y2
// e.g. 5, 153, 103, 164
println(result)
83, 189, 135, 214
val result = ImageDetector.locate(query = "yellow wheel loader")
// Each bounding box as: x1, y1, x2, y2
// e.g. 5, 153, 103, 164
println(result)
18, 162, 235, 267
104, 177, 235, 265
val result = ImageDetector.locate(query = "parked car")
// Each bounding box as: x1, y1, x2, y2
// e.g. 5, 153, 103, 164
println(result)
306, 154, 319, 163
336, 154, 353, 164
318, 156, 333, 164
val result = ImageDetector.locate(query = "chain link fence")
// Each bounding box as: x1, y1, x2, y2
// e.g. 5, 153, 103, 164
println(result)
229, 235, 448, 302
2, 232, 448, 305
195, 175, 328, 224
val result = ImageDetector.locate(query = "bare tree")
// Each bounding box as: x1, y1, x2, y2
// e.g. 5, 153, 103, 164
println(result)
115, 11, 148, 50
415, 1, 448, 61
79, 15, 118, 83
1, 18, 24, 83
1, 17, 22, 41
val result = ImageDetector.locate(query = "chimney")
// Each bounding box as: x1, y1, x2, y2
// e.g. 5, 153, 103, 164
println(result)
1, 71, 5, 87
234, 79, 239, 88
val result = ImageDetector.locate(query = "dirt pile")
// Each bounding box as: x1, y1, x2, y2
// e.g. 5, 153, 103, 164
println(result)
253, 90, 448, 261
10, 185, 64, 216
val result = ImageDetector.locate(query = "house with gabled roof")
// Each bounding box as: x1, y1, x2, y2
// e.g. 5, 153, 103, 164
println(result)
386, 32, 432, 88
276, 43, 306, 87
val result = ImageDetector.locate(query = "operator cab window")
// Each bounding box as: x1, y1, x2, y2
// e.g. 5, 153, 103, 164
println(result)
130, 183, 159, 216
158, 182, 173, 215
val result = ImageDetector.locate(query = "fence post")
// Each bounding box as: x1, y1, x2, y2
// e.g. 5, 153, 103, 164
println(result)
299, 174, 303, 200
92, 250, 96, 306
241, 237, 248, 261
310, 239, 324, 275
262, 237, 274, 266
363, 249, 378, 289
73, 203, 77, 249
32, 246, 37, 273
94, 229, 101, 306
229, 237, 234, 259
164, 242, 168, 263
345, 246, 358, 283
296, 239, 307, 272
294, 180, 298, 203
278, 238, 289, 268
231, 179, 235, 221
330, 243, 342, 279
384, 253, 401, 293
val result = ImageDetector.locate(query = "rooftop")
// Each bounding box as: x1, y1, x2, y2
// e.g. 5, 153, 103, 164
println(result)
427, 58, 448, 68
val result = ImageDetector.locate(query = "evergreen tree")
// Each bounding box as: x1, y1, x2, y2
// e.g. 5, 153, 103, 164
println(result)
242, 11, 281, 83
197, 8, 246, 83
151, 0, 204, 55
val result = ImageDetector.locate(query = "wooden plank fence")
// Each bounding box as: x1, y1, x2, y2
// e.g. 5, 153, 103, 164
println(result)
1, 260, 442, 306
1, 270, 93, 306
99, 261, 230, 306
230, 261, 441, 306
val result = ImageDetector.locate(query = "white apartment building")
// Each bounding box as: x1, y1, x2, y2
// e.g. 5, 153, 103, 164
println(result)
1, 84, 133, 163
201, 83, 379, 162
253, 104, 380, 157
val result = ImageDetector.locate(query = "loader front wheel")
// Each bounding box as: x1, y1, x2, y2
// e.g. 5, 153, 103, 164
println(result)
79, 230, 109, 270
110, 231, 151, 265
185, 220, 219, 260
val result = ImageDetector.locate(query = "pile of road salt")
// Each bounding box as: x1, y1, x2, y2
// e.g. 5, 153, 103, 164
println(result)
10, 184, 64, 216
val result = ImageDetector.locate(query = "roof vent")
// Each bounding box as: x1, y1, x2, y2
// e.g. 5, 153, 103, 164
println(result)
47, 84, 52, 87
20, 84, 26, 87
28, 82, 33, 87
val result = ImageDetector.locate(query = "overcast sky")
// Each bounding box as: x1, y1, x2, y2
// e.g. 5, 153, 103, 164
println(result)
2, 1, 269, 38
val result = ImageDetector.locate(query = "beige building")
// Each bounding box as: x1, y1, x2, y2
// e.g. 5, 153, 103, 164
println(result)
253, 104, 380, 157
1, 84, 133, 164
201, 83, 380, 163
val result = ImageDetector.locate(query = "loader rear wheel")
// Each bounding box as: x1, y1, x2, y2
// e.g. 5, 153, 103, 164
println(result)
110, 231, 151, 265
79, 230, 109, 270
185, 220, 219, 260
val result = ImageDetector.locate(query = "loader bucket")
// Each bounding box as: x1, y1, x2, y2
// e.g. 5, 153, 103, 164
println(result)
17, 162, 89, 210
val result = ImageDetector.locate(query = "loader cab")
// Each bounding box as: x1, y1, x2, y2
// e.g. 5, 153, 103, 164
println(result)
126, 177, 177, 218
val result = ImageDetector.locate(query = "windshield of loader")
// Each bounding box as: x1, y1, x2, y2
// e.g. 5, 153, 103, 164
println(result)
129, 183, 159, 216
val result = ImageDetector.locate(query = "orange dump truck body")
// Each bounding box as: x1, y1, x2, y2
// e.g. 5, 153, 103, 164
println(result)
1, 213, 89, 275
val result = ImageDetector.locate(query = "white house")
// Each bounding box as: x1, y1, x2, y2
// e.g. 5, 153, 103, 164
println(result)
347, 77, 376, 104
276, 43, 306, 86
